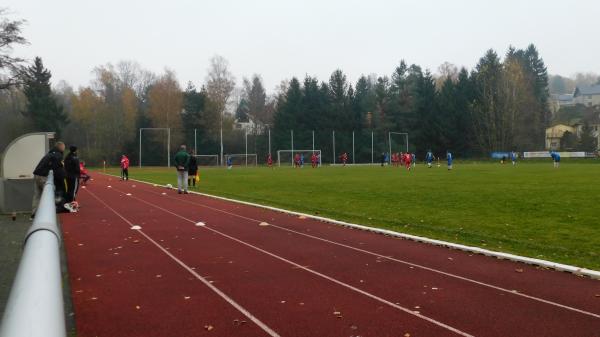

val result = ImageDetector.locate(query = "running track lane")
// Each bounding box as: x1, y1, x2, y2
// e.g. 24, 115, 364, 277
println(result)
104, 177, 600, 336
101, 174, 600, 336
61, 174, 600, 336
67, 181, 470, 336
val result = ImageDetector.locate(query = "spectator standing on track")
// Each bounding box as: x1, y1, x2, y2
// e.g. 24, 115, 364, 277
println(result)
188, 150, 198, 189
64, 145, 81, 203
120, 154, 130, 181
174, 145, 190, 194
32, 141, 66, 218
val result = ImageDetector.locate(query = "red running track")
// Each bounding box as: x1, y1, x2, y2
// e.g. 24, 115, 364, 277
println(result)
60, 173, 600, 337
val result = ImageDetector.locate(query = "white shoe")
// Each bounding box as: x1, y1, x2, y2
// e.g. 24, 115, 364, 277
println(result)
64, 202, 77, 213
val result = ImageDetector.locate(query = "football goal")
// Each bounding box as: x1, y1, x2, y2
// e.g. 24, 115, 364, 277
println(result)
277, 150, 322, 167
224, 153, 258, 166
388, 132, 409, 155
193, 154, 219, 167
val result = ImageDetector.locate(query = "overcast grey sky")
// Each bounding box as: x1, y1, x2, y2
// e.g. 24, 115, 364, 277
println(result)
4, 0, 599, 92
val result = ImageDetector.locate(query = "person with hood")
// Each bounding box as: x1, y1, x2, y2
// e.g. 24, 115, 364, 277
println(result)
174, 145, 190, 194
64, 145, 81, 203
32, 141, 73, 216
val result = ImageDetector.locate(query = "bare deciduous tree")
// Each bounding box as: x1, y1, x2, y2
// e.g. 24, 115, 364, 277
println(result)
0, 8, 28, 90
205, 55, 235, 162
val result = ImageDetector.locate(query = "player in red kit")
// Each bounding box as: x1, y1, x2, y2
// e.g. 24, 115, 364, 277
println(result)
266, 153, 273, 168
404, 153, 412, 170
341, 152, 348, 166
311, 152, 318, 168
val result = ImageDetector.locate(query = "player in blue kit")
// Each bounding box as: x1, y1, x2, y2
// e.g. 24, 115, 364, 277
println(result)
425, 150, 434, 168
446, 151, 453, 170
550, 151, 560, 168
510, 151, 517, 166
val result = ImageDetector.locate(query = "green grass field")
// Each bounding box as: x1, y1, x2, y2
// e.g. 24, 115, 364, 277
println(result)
104, 161, 600, 270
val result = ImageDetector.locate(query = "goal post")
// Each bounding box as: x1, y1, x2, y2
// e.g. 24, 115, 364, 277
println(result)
139, 127, 171, 168
193, 154, 219, 167
388, 132, 409, 155
277, 150, 322, 167
224, 153, 258, 166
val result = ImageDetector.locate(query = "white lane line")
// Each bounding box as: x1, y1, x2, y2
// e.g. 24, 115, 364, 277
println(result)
84, 188, 281, 337
107, 185, 474, 337
131, 183, 600, 320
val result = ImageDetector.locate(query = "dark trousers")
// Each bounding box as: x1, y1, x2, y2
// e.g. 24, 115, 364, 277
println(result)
66, 176, 79, 202
121, 168, 129, 180
188, 171, 197, 187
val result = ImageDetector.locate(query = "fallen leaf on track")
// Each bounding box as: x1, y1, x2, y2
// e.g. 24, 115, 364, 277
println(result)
515, 268, 524, 273
204, 325, 213, 331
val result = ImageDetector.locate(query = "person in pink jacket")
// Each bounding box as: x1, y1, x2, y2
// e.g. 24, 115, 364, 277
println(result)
120, 155, 130, 181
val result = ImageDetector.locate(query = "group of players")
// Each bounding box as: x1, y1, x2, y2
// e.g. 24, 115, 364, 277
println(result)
263, 150, 455, 170
265, 152, 322, 168
390, 152, 416, 169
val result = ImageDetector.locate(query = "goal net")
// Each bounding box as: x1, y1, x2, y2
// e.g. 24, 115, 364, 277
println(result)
389, 132, 409, 155
277, 150, 322, 167
224, 153, 258, 166
193, 154, 219, 167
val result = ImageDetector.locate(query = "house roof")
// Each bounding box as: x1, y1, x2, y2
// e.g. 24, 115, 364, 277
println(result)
558, 94, 573, 101
574, 84, 600, 96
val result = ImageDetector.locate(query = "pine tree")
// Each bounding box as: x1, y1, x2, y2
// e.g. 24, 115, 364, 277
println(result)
578, 123, 597, 152
22, 57, 68, 135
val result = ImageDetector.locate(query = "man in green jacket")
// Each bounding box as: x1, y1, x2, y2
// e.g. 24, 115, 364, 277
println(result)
174, 145, 190, 194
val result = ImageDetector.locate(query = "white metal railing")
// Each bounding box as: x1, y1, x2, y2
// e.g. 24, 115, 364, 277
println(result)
0, 171, 66, 337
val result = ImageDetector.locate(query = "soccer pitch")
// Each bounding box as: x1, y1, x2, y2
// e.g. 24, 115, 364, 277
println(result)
105, 162, 600, 270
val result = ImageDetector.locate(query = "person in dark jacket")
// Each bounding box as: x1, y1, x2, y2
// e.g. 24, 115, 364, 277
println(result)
173, 145, 190, 194
32, 141, 68, 217
64, 145, 81, 203
187, 150, 198, 188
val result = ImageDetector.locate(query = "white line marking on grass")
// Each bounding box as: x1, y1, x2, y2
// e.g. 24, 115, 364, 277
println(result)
84, 188, 281, 337
106, 185, 475, 337
121, 181, 600, 320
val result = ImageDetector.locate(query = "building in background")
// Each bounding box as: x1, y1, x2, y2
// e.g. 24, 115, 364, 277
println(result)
573, 84, 600, 107
545, 124, 576, 150
549, 93, 575, 114
234, 117, 267, 135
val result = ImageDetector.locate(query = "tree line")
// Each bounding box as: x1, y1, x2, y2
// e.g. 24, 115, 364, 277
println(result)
273, 45, 551, 158
5, 9, 592, 164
